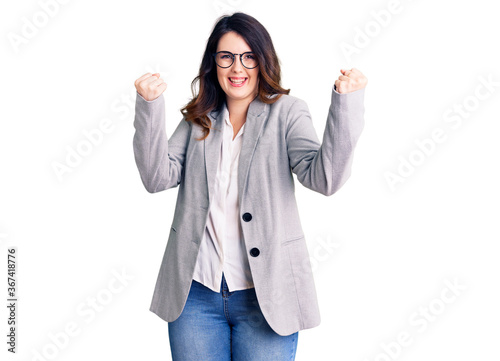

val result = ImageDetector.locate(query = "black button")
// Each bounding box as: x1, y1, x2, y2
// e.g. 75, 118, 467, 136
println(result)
250, 248, 260, 257
242, 212, 252, 222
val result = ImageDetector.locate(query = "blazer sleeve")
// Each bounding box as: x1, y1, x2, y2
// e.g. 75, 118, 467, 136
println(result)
285, 85, 365, 196
132, 91, 191, 193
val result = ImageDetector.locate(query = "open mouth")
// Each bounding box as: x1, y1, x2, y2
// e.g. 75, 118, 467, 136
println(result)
228, 77, 248, 87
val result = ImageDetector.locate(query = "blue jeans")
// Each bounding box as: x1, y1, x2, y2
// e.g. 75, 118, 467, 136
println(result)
168, 272, 299, 360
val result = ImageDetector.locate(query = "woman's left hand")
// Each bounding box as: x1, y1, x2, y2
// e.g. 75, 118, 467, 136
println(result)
335, 68, 368, 93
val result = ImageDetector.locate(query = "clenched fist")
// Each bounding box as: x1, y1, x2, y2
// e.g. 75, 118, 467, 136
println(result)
334, 68, 368, 94
134, 73, 167, 101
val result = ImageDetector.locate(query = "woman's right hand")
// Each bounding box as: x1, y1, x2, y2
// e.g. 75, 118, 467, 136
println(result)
134, 73, 167, 101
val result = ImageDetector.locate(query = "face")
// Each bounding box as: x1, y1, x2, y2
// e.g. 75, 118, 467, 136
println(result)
215, 31, 259, 104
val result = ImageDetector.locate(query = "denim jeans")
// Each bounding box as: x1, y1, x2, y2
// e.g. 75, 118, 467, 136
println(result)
168, 272, 299, 360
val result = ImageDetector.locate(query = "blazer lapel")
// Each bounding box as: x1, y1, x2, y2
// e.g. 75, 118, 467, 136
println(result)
204, 106, 225, 206
205, 95, 268, 207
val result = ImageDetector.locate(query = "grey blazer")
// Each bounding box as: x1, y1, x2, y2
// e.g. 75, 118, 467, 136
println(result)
133, 85, 365, 336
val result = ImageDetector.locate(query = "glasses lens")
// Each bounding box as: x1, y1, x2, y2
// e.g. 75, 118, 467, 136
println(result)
215, 52, 233, 67
242, 53, 258, 68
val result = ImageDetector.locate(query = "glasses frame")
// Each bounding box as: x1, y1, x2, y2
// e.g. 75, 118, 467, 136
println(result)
212, 51, 259, 69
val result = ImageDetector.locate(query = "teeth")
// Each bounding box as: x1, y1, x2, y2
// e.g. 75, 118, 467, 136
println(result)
229, 78, 246, 84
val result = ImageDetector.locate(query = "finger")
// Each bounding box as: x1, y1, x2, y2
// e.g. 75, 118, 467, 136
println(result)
335, 79, 345, 93
135, 73, 153, 84
349, 68, 362, 77
143, 74, 162, 86
151, 77, 165, 86
340, 68, 354, 78
157, 82, 167, 93
346, 71, 363, 82
338, 75, 351, 81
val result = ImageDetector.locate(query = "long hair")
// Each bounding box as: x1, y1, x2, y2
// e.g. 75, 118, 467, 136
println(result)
181, 12, 290, 141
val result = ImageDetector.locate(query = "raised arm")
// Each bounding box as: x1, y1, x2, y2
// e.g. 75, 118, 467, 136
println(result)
132, 73, 191, 193
286, 68, 367, 196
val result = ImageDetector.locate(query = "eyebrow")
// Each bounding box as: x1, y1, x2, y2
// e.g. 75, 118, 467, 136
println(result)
217, 50, 254, 53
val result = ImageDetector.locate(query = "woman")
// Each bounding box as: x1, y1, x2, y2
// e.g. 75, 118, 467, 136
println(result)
133, 12, 367, 361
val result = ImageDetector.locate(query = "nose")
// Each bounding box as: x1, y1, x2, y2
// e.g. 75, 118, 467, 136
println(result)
231, 55, 244, 72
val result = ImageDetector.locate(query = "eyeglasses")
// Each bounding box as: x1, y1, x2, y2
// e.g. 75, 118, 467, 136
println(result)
213, 51, 259, 69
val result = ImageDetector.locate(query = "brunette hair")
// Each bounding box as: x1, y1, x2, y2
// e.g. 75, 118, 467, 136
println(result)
181, 12, 290, 140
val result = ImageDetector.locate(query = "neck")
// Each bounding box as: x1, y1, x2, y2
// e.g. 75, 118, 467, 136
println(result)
226, 93, 258, 121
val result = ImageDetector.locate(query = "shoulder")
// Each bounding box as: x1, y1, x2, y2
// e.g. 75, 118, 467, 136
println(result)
267, 93, 309, 115
266, 94, 310, 123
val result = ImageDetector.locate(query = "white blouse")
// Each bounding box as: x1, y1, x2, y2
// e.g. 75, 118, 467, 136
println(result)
192, 103, 255, 293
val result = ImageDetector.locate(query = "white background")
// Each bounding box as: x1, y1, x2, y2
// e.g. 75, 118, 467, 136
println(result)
1, 0, 499, 360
